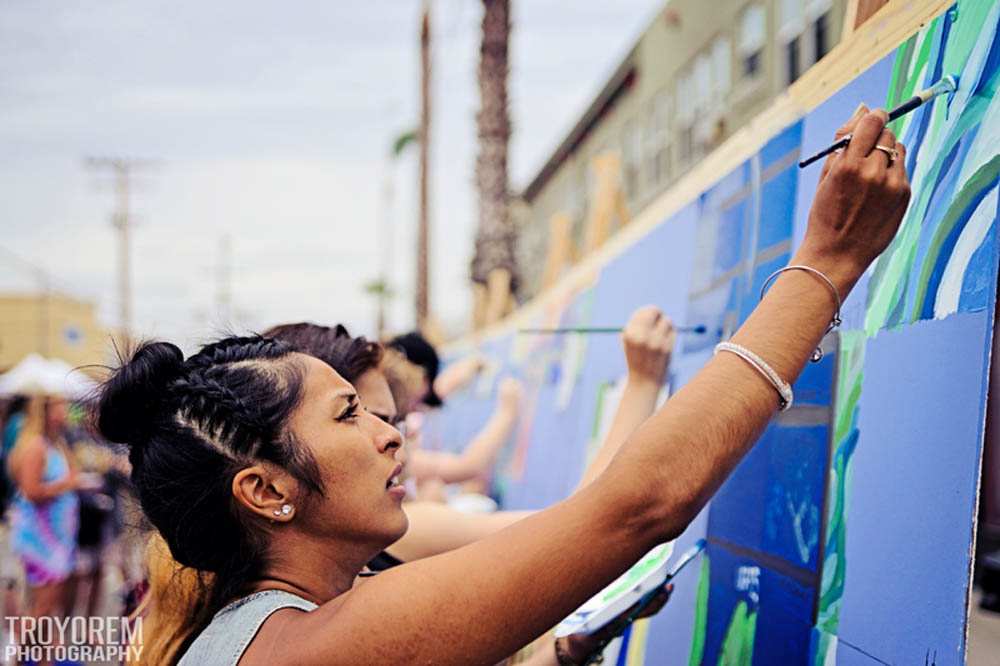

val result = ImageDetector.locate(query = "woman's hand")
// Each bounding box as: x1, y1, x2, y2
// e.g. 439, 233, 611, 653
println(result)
556, 583, 674, 664
796, 106, 911, 295
622, 306, 675, 387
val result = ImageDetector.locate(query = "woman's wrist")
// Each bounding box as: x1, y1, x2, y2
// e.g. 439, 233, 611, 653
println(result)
788, 244, 863, 303
625, 372, 663, 392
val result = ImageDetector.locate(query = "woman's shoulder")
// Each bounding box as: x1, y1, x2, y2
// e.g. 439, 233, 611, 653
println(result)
179, 590, 317, 666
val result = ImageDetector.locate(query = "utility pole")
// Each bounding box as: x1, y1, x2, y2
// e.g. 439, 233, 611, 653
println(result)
86, 157, 152, 340
416, 0, 432, 331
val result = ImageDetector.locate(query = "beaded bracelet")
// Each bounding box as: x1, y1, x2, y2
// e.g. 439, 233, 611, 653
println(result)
715, 342, 794, 411
759, 264, 842, 362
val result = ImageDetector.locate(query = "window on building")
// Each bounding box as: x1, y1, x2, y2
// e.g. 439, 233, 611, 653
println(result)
814, 11, 830, 61
711, 36, 732, 104
678, 126, 695, 165
675, 69, 696, 166
644, 88, 671, 189
779, 0, 804, 85
785, 36, 801, 84
620, 119, 641, 199
779, 0, 835, 85
738, 4, 766, 79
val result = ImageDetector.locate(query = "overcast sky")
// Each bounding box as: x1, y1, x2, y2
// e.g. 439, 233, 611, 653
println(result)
0, 0, 663, 350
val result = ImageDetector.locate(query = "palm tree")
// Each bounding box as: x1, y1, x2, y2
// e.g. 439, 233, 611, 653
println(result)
471, 0, 516, 329
416, 1, 432, 331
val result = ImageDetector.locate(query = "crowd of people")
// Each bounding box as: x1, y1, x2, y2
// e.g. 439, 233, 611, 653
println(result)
0, 107, 912, 665
0, 392, 138, 664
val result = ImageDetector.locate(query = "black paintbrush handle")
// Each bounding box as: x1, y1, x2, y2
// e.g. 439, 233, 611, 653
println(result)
798, 135, 851, 168
887, 95, 922, 122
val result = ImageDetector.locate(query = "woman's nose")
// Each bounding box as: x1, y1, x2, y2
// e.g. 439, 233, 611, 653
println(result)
373, 417, 404, 456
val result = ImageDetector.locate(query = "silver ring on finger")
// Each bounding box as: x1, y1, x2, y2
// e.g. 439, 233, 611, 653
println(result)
873, 144, 898, 166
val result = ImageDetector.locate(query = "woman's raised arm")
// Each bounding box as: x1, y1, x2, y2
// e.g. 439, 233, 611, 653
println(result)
247, 108, 909, 666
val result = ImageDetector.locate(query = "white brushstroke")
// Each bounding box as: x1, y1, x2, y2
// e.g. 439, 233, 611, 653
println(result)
556, 332, 586, 410
934, 186, 999, 318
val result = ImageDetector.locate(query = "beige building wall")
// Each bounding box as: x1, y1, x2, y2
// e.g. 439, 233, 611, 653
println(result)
517, 0, 846, 299
0, 293, 111, 371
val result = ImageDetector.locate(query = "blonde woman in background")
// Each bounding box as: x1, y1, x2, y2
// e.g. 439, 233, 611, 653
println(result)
5, 396, 84, 664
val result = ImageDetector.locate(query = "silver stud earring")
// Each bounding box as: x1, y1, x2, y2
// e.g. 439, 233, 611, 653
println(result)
273, 504, 293, 517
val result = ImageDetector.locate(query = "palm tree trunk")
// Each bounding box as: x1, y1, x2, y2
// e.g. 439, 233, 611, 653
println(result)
416, 2, 432, 331
472, 0, 516, 327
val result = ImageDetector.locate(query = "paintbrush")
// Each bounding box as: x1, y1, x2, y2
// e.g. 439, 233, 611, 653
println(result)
518, 325, 707, 335
798, 75, 959, 168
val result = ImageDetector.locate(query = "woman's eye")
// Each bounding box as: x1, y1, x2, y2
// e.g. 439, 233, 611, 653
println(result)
337, 406, 359, 421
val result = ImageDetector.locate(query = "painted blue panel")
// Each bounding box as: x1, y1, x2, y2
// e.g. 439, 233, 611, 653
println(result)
716, 199, 748, 277
708, 421, 829, 572
834, 640, 890, 665
699, 543, 814, 665
593, 203, 698, 329
738, 252, 791, 323
959, 212, 998, 312
756, 164, 797, 250
760, 121, 803, 171
836, 312, 991, 665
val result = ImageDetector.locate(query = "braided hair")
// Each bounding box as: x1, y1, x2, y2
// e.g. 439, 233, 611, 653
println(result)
95, 336, 321, 614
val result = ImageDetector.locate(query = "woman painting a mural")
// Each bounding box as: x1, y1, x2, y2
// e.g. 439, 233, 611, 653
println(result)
96, 107, 908, 665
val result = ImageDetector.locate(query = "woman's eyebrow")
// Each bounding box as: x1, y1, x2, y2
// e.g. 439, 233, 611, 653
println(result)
332, 391, 358, 414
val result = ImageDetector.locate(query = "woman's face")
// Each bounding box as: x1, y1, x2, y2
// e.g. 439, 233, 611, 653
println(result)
287, 354, 407, 546
46, 398, 68, 432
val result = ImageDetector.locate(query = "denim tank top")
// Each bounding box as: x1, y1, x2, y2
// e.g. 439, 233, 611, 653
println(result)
178, 589, 317, 665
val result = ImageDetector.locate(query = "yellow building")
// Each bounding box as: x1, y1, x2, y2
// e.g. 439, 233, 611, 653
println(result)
0, 293, 111, 371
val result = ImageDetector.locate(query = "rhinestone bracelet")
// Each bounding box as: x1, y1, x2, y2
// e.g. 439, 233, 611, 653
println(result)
715, 342, 793, 411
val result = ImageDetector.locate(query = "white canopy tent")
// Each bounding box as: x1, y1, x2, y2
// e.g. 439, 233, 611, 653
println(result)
0, 354, 97, 400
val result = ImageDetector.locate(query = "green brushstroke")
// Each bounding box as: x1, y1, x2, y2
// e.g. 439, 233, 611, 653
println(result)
815, 332, 866, 641
912, 155, 1000, 314
887, 29, 932, 136
688, 555, 710, 666
717, 601, 758, 666
943, 0, 997, 79
864, 3, 1000, 334
600, 546, 672, 602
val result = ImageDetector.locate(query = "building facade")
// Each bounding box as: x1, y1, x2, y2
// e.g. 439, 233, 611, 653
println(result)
0, 293, 110, 371
516, 0, 846, 300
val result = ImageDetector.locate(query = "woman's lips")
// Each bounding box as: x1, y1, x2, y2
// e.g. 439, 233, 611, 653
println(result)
385, 463, 404, 498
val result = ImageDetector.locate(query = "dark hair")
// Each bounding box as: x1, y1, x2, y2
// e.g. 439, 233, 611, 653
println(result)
263, 323, 382, 384
387, 332, 442, 406
94, 335, 321, 612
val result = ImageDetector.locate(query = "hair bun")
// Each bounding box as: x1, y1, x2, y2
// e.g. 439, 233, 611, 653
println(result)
96, 341, 185, 446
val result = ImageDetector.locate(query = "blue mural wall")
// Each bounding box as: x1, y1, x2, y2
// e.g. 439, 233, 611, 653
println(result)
428, 3, 1000, 663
